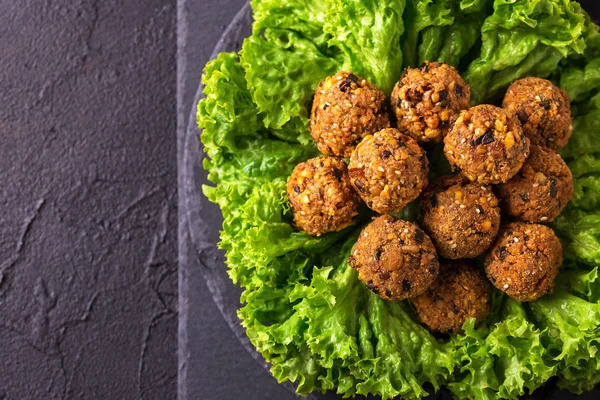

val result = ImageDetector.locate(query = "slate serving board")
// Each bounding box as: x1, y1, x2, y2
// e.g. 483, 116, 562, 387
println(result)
179, 1, 600, 399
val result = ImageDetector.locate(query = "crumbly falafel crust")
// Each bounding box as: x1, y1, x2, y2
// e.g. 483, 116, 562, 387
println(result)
485, 222, 562, 302
420, 175, 501, 259
444, 104, 530, 184
503, 77, 572, 151
348, 128, 429, 213
310, 72, 390, 157
495, 145, 573, 223
410, 260, 491, 333
348, 215, 439, 301
287, 156, 361, 236
391, 61, 470, 143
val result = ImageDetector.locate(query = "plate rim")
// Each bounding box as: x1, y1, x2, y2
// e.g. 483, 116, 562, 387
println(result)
181, 2, 316, 398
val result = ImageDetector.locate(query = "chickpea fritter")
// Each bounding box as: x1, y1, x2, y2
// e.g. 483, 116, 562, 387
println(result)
287, 156, 361, 236
348, 215, 439, 301
348, 128, 429, 214
391, 61, 470, 143
485, 222, 563, 302
310, 72, 390, 157
495, 145, 573, 223
420, 175, 501, 259
503, 77, 572, 151
410, 260, 491, 334
444, 104, 530, 184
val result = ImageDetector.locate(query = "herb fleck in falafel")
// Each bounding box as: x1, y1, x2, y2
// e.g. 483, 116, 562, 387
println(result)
348, 215, 439, 301
495, 145, 573, 223
444, 104, 530, 184
348, 128, 428, 213
485, 222, 562, 302
287, 156, 361, 236
310, 72, 390, 157
391, 61, 470, 143
503, 77, 572, 151
420, 175, 501, 259
410, 259, 491, 334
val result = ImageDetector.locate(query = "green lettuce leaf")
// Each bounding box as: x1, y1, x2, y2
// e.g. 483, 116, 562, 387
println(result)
528, 277, 600, 394
561, 91, 600, 158
465, 0, 589, 103
401, 0, 454, 68
240, 0, 342, 137
556, 10, 600, 104
568, 153, 600, 178
417, 0, 492, 68
554, 210, 600, 267
560, 58, 600, 104
449, 298, 555, 400
323, 0, 407, 93
572, 176, 600, 211
561, 268, 600, 303
251, 0, 332, 48
198, 52, 261, 158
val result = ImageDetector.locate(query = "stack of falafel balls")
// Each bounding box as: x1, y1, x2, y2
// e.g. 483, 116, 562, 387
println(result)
286, 62, 574, 335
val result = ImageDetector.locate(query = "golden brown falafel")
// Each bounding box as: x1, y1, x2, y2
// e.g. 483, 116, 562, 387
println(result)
503, 77, 572, 151
287, 156, 361, 236
348, 215, 439, 301
348, 128, 429, 214
444, 104, 530, 184
410, 259, 491, 334
495, 145, 573, 223
310, 72, 390, 157
391, 61, 470, 143
485, 222, 563, 302
420, 175, 501, 259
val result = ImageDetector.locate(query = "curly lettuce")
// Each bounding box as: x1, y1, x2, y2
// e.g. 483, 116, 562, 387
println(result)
402, 0, 492, 69
199, 1, 600, 399
448, 298, 555, 400
464, 0, 589, 103
239, 0, 342, 139
324, 0, 407, 93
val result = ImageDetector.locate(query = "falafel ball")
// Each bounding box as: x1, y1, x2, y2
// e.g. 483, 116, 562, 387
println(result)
485, 222, 563, 302
390, 61, 470, 143
348, 128, 429, 214
495, 145, 573, 223
444, 104, 530, 184
348, 215, 439, 301
420, 175, 501, 259
310, 72, 390, 157
287, 156, 361, 236
410, 260, 491, 334
503, 77, 572, 151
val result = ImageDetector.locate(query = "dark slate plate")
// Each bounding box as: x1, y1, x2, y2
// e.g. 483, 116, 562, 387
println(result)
182, 1, 600, 399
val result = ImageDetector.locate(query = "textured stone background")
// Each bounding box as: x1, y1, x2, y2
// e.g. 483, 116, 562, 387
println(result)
0, 1, 177, 398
